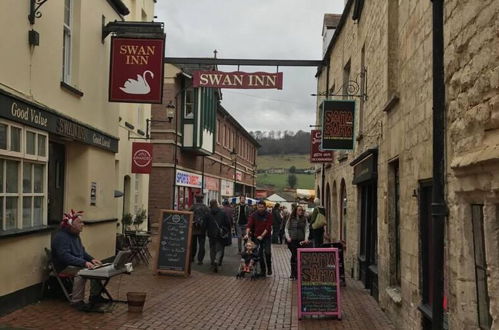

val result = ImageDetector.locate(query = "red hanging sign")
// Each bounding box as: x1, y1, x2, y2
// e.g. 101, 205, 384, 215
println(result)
310, 130, 333, 163
109, 37, 165, 103
192, 71, 283, 89
132, 142, 153, 173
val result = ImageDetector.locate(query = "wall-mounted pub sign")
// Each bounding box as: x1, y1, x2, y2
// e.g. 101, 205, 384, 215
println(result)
192, 71, 283, 89
310, 130, 333, 163
321, 100, 355, 151
109, 37, 165, 103
131, 142, 153, 174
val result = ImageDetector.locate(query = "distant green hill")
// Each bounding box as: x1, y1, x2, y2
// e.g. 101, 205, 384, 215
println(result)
256, 154, 312, 170
256, 154, 315, 191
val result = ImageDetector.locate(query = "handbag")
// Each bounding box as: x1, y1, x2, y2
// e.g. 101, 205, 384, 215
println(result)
214, 218, 230, 243
311, 212, 327, 230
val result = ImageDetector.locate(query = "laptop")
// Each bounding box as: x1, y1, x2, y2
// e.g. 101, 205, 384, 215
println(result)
77, 250, 132, 278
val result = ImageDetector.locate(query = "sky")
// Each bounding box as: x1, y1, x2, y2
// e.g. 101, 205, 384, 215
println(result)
155, 0, 345, 133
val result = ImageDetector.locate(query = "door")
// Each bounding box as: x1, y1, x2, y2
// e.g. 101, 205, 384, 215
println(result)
48, 142, 65, 225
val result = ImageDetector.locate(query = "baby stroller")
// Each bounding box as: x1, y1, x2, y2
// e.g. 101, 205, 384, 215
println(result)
236, 239, 260, 280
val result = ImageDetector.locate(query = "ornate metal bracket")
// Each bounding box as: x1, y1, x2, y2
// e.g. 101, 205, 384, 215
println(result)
312, 68, 368, 101
28, 0, 49, 25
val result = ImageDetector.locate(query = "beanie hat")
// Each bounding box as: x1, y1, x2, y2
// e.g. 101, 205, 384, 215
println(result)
61, 209, 83, 228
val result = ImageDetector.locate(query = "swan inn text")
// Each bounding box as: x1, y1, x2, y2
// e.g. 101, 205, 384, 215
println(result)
120, 45, 157, 65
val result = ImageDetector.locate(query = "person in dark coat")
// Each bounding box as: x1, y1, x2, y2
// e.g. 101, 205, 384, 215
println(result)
245, 200, 273, 277
51, 210, 106, 311
205, 199, 231, 272
285, 205, 310, 279
271, 203, 282, 244
189, 195, 209, 265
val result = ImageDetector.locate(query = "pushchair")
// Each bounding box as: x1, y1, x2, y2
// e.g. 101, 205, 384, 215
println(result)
236, 238, 260, 280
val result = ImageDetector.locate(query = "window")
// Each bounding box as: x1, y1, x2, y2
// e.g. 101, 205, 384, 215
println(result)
0, 121, 48, 231
184, 89, 194, 119
471, 205, 492, 329
62, 0, 72, 83
216, 120, 221, 144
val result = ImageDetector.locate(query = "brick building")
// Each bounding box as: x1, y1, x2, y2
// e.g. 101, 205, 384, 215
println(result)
315, 0, 498, 329
148, 63, 259, 230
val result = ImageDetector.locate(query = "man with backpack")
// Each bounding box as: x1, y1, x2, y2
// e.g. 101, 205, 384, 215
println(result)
309, 198, 327, 247
189, 195, 209, 265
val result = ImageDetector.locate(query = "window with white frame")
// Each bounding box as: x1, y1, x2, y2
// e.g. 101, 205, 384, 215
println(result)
184, 89, 194, 119
0, 121, 48, 232
62, 0, 72, 83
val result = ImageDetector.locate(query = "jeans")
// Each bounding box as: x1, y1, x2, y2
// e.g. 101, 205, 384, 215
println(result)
209, 237, 225, 266
287, 240, 300, 278
257, 237, 272, 274
191, 234, 206, 263
236, 224, 247, 252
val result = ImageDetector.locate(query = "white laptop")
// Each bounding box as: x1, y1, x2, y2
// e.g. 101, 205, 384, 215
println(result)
77, 250, 132, 278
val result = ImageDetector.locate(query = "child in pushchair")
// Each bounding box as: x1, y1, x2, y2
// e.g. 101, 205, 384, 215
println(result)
236, 239, 260, 280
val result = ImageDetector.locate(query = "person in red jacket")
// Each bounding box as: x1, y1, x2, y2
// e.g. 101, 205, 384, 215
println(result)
244, 200, 273, 277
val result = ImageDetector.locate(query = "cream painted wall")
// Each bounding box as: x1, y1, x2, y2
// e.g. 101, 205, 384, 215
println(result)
65, 143, 117, 221
80, 222, 116, 260
0, 233, 51, 296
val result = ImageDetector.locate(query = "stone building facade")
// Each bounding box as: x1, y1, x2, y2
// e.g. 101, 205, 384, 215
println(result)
315, 0, 498, 329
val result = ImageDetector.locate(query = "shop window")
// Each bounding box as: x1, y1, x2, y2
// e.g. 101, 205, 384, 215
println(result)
62, 0, 73, 83
471, 204, 492, 329
0, 121, 47, 231
0, 123, 7, 150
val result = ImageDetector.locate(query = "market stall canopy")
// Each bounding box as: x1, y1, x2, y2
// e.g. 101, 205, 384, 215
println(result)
296, 189, 315, 200
228, 196, 259, 205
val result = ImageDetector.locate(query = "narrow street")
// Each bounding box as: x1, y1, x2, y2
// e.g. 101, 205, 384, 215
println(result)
0, 242, 394, 330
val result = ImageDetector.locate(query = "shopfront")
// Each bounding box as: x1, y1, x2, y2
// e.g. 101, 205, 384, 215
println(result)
204, 176, 220, 204
175, 169, 202, 210
350, 148, 378, 300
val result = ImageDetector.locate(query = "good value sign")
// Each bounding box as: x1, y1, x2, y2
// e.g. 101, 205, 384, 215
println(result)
132, 142, 153, 173
109, 37, 165, 103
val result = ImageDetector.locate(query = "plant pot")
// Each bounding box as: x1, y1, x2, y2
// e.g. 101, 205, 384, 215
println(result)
127, 292, 147, 313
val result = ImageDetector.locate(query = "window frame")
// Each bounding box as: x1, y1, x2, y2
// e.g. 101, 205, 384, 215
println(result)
62, 0, 73, 83
0, 120, 48, 231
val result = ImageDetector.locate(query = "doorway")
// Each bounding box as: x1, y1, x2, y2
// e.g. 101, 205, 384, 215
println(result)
48, 142, 65, 225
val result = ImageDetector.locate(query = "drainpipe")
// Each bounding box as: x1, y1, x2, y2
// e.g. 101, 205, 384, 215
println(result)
431, 0, 447, 329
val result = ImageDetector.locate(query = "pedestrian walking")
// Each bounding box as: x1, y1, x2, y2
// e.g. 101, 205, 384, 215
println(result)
271, 203, 282, 244
245, 200, 273, 277
279, 206, 290, 244
189, 195, 209, 265
233, 195, 251, 253
309, 198, 327, 247
206, 199, 231, 272
285, 205, 310, 279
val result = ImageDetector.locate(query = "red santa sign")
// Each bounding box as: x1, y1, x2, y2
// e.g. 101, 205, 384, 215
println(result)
132, 142, 153, 173
109, 37, 165, 103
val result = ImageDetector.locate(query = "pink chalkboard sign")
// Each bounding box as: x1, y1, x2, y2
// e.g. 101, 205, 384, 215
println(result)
297, 248, 341, 320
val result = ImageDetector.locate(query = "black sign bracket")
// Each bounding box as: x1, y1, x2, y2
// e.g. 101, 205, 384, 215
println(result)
102, 21, 165, 42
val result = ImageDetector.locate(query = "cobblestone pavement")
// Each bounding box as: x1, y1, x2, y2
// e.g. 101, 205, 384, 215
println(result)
0, 241, 395, 330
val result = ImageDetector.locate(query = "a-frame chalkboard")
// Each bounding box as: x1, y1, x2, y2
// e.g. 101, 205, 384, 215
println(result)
154, 210, 193, 276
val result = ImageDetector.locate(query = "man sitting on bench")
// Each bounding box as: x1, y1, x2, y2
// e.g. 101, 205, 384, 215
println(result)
51, 209, 108, 311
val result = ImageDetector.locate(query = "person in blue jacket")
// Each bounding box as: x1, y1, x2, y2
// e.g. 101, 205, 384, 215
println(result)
51, 209, 106, 311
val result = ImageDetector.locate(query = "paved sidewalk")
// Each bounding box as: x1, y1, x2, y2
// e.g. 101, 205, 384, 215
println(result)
0, 241, 394, 330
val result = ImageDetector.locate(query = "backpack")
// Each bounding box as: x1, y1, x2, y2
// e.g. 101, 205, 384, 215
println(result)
193, 205, 208, 228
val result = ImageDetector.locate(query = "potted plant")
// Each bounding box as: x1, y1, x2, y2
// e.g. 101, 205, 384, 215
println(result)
133, 208, 147, 231
122, 213, 133, 233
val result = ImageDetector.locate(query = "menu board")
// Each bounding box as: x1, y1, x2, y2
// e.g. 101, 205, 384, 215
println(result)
297, 248, 341, 320
154, 210, 193, 276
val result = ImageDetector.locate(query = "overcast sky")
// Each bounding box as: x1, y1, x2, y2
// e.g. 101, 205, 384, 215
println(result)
155, 1, 344, 133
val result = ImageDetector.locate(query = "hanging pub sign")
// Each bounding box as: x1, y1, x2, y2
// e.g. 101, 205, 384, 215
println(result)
321, 100, 355, 150
310, 130, 333, 163
109, 37, 165, 103
192, 71, 283, 89
132, 142, 153, 174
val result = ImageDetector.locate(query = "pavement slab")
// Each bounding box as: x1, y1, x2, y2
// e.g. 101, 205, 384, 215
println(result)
0, 240, 394, 330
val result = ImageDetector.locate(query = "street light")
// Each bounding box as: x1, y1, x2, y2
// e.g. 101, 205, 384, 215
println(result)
230, 148, 237, 195
166, 100, 175, 122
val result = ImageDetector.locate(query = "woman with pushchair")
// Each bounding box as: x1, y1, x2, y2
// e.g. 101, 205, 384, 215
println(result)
285, 205, 310, 280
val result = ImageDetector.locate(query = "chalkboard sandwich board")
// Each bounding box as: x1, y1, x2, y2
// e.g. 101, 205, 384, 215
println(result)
297, 248, 341, 320
154, 210, 193, 276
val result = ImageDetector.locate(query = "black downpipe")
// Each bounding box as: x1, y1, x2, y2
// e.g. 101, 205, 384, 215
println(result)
321, 61, 330, 202
431, 0, 446, 329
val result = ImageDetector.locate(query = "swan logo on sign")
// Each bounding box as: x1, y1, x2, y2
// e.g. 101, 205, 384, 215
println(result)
109, 37, 165, 103
131, 142, 153, 174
